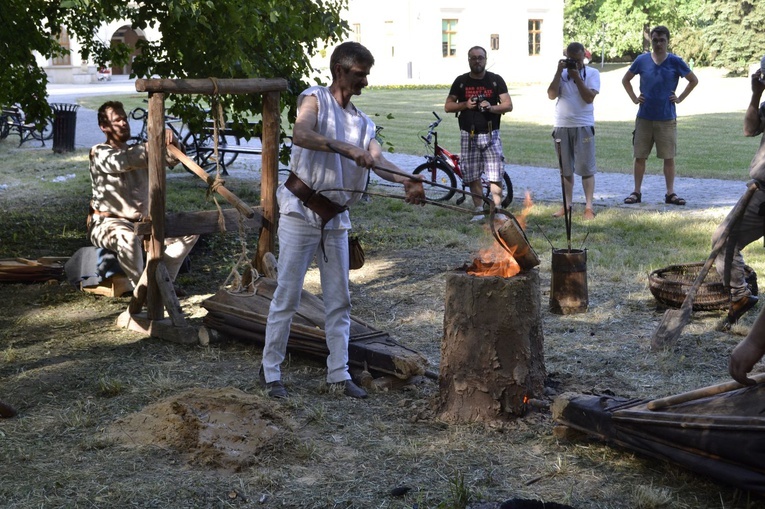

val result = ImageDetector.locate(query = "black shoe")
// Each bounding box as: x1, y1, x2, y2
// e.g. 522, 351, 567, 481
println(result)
728, 295, 759, 324
330, 380, 368, 399
266, 380, 288, 399
259, 365, 288, 398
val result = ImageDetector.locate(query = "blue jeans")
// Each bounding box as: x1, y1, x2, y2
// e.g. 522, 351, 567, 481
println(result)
262, 214, 351, 383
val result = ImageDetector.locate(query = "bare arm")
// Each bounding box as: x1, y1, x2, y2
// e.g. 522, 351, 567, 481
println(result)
569, 68, 597, 104
672, 71, 698, 104
293, 95, 374, 168
368, 138, 425, 204
445, 94, 477, 114
490, 92, 513, 114
547, 60, 565, 100
622, 70, 642, 104
744, 71, 765, 137
730, 306, 765, 384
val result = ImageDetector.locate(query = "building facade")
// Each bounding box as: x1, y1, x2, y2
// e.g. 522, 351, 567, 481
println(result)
40, 1, 563, 86
38, 21, 157, 84
324, 0, 564, 85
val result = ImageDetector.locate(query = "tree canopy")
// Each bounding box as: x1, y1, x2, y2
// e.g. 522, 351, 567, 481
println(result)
564, 0, 764, 73
1, 0, 348, 131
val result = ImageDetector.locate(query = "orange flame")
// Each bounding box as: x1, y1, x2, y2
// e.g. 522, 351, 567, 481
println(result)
467, 191, 534, 278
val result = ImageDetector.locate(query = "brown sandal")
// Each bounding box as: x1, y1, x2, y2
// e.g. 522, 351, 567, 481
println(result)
624, 192, 641, 204
665, 193, 686, 206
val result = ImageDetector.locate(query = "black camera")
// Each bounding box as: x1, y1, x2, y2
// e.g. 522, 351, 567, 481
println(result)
564, 58, 578, 70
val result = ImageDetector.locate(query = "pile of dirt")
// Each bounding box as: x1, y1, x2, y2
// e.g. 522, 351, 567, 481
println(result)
105, 387, 294, 471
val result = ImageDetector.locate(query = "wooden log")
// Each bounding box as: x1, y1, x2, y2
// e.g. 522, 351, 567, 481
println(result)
135, 78, 288, 95
255, 90, 280, 274
439, 269, 546, 422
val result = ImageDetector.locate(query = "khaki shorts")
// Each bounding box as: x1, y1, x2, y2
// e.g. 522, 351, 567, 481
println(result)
632, 117, 677, 159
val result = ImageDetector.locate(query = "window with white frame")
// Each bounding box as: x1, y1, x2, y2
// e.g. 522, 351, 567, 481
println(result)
528, 19, 542, 56
442, 19, 458, 57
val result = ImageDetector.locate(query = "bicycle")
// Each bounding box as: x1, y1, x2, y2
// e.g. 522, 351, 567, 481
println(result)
0, 105, 53, 147
413, 111, 513, 208
127, 105, 241, 171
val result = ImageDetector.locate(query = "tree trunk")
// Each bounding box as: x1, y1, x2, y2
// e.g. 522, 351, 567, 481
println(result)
438, 269, 545, 423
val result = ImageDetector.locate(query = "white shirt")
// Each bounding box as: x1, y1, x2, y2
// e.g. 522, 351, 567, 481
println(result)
553, 66, 600, 128
277, 86, 375, 229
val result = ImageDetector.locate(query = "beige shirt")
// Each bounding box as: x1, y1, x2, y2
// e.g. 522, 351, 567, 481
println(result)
89, 143, 176, 220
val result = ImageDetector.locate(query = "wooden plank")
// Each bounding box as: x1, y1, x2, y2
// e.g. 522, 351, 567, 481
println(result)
135, 78, 288, 95
134, 209, 262, 237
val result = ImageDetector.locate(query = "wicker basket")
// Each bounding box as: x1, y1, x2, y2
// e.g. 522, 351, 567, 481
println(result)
648, 262, 758, 311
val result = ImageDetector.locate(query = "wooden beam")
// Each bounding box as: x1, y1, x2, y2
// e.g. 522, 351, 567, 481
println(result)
146, 93, 167, 321
255, 90, 280, 273
135, 78, 288, 95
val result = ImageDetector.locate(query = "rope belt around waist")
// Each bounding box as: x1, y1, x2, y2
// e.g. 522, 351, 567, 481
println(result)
284, 172, 347, 226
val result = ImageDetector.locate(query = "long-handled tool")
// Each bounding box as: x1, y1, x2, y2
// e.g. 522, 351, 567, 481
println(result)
326, 142, 518, 254
554, 139, 572, 251
646, 372, 765, 411
650, 181, 758, 350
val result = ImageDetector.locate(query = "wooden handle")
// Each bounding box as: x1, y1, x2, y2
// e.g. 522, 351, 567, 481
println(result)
167, 145, 255, 218
648, 372, 765, 410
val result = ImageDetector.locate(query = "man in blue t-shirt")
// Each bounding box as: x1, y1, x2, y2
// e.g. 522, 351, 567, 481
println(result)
622, 25, 698, 206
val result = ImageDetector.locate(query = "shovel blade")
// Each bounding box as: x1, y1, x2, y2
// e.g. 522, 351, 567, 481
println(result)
651, 307, 693, 350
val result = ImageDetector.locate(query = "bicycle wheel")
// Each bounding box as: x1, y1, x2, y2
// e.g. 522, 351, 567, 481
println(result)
217, 133, 241, 167
413, 159, 456, 202
501, 171, 513, 207
188, 132, 241, 171
30, 118, 53, 141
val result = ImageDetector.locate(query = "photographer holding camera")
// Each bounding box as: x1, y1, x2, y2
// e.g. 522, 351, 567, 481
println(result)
547, 42, 601, 220
445, 45, 513, 222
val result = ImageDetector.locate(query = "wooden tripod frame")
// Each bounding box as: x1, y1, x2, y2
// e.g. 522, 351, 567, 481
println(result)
116, 77, 287, 344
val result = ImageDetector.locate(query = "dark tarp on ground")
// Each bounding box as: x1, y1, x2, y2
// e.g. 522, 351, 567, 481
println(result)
554, 385, 765, 494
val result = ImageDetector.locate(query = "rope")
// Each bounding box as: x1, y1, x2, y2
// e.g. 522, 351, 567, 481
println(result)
207, 77, 258, 294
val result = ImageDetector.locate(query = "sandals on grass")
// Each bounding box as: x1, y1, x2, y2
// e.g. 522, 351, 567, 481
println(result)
665, 193, 686, 205
623, 192, 641, 204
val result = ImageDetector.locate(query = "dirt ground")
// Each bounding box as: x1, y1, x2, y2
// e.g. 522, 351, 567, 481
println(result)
1, 231, 763, 508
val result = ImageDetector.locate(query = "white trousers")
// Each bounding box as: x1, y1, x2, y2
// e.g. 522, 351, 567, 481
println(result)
88, 216, 198, 286
262, 214, 351, 384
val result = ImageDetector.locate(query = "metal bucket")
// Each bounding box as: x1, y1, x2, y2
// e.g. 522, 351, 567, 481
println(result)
549, 248, 588, 315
